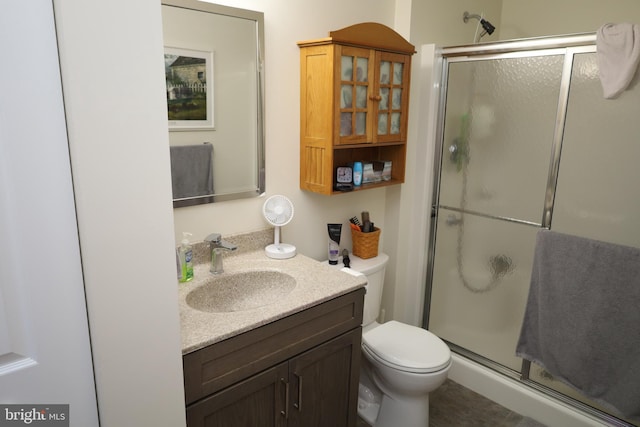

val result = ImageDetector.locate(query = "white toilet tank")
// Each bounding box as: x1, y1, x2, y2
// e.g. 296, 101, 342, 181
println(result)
347, 253, 389, 326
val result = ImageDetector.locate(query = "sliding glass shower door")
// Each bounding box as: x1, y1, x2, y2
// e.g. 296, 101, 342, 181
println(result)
427, 38, 640, 426
428, 52, 565, 371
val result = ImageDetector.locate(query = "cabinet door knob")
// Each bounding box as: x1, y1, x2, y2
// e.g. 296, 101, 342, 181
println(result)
369, 95, 382, 101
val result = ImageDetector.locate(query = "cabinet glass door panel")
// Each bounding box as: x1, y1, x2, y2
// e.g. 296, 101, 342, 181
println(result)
356, 57, 368, 82
392, 88, 402, 109
340, 85, 352, 108
390, 112, 400, 134
341, 55, 353, 80
355, 112, 366, 135
338, 47, 373, 144
379, 87, 389, 110
356, 85, 367, 108
379, 60, 390, 84
340, 113, 352, 136
375, 52, 410, 142
377, 59, 395, 136
377, 114, 387, 135
393, 62, 403, 84
437, 55, 564, 223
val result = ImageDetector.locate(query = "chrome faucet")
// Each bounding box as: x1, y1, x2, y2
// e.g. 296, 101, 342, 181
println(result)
205, 233, 238, 274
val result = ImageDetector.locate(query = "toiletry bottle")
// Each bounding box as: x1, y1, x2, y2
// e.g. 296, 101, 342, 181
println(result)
178, 232, 194, 283
353, 162, 363, 187
327, 224, 342, 265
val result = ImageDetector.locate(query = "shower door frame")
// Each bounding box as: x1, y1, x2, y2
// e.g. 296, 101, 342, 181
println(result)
423, 33, 631, 426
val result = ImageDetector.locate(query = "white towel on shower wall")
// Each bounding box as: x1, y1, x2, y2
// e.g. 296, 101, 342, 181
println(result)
597, 23, 640, 99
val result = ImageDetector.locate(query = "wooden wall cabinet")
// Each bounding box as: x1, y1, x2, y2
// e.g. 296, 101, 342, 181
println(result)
299, 23, 415, 195
184, 289, 365, 427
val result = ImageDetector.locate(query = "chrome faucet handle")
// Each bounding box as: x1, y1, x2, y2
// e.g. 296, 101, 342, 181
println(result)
205, 233, 237, 250
205, 233, 222, 245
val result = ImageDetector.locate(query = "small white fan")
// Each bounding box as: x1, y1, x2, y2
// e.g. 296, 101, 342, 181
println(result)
262, 195, 296, 259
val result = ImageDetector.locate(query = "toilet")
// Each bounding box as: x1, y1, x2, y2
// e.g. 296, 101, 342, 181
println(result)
337, 252, 451, 427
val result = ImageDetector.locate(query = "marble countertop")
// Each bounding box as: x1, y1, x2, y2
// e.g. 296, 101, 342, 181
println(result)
178, 249, 366, 354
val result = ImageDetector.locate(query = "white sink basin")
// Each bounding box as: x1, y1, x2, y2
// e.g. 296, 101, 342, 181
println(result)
185, 270, 297, 312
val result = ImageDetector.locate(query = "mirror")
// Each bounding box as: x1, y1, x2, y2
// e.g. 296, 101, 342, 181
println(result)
161, 0, 265, 208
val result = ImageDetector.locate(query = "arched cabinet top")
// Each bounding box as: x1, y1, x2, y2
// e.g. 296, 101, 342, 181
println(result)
298, 22, 415, 54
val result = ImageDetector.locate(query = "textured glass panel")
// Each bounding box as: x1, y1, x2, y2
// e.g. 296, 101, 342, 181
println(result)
377, 113, 387, 135
340, 112, 352, 136
355, 112, 366, 135
341, 56, 353, 80
429, 210, 538, 371
392, 88, 402, 109
379, 61, 390, 84
356, 85, 367, 109
393, 62, 403, 84
438, 55, 564, 223
356, 57, 368, 82
390, 113, 400, 134
379, 87, 389, 110
553, 52, 640, 248
340, 85, 352, 108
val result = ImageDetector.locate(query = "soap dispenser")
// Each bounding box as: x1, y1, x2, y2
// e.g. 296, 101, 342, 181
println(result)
178, 232, 194, 283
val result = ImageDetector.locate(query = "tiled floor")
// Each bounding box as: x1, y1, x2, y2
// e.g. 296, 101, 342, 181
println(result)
357, 379, 547, 427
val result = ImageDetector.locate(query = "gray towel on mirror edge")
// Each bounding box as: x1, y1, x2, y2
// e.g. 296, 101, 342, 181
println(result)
169, 143, 213, 199
516, 229, 640, 422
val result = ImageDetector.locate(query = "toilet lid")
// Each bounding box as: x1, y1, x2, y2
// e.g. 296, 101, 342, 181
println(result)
362, 321, 451, 374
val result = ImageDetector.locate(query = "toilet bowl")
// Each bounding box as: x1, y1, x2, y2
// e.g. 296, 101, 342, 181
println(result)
359, 320, 451, 427
332, 253, 451, 427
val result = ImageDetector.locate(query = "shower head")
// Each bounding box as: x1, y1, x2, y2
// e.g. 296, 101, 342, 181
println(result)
463, 11, 496, 38
480, 19, 495, 35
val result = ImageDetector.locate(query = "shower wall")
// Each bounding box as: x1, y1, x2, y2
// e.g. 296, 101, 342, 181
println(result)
427, 38, 640, 426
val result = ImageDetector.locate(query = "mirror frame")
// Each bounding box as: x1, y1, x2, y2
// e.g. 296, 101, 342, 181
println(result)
162, 0, 266, 208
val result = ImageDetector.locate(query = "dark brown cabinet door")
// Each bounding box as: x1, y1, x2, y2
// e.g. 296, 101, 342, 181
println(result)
288, 329, 361, 427
186, 362, 288, 427
183, 290, 365, 427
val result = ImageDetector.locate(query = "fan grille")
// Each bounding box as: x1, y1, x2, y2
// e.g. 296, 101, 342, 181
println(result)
263, 195, 294, 226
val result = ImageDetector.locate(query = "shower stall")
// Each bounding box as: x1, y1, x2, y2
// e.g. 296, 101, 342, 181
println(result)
424, 33, 640, 427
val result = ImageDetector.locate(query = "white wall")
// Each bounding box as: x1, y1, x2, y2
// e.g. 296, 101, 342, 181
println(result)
410, 0, 503, 47
53, 0, 186, 425
500, 0, 640, 40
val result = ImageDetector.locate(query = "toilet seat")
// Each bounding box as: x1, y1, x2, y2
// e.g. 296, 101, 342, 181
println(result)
362, 321, 451, 374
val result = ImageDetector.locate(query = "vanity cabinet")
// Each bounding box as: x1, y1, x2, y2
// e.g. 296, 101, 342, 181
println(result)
298, 23, 415, 195
183, 288, 365, 427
